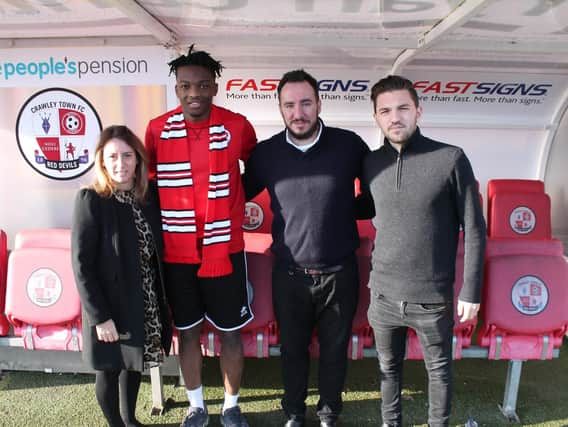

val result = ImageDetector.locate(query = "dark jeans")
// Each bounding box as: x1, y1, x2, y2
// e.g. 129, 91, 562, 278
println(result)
368, 292, 454, 427
272, 257, 359, 423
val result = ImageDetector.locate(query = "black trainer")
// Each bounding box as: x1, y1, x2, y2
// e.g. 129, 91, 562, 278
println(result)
220, 405, 249, 427
180, 406, 209, 427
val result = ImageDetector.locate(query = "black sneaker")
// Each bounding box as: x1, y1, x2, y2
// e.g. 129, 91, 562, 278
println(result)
180, 406, 209, 427
220, 405, 249, 427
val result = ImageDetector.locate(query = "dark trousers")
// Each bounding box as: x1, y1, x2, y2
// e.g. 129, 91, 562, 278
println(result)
272, 257, 359, 422
368, 292, 454, 427
95, 369, 142, 427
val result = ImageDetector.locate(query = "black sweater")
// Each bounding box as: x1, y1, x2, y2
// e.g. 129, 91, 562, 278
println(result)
362, 128, 486, 304
243, 123, 369, 268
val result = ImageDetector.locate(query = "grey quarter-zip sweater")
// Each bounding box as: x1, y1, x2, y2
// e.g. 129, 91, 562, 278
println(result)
362, 127, 486, 304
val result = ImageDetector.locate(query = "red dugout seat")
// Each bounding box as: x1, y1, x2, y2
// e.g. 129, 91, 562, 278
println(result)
488, 191, 551, 239
481, 179, 568, 359
487, 179, 544, 202
478, 254, 568, 359
486, 179, 547, 239
348, 221, 375, 359
309, 219, 376, 360
486, 237, 564, 258
243, 189, 273, 234
240, 190, 277, 357
4, 229, 82, 351
405, 236, 477, 360
198, 241, 277, 358
0, 229, 9, 335
195, 190, 277, 358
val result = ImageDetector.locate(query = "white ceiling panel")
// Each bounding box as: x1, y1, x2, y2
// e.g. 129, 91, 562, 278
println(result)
0, 0, 567, 72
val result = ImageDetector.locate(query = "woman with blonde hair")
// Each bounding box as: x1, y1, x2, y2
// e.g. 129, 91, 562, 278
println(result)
71, 125, 171, 426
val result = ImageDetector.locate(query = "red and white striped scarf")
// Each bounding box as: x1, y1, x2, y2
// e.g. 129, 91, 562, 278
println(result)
157, 108, 232, 277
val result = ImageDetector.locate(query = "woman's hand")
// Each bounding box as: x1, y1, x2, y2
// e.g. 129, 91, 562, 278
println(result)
95, 319, 119, 342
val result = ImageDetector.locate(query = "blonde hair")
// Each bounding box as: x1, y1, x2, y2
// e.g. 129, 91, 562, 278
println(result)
92, 125, 149, 201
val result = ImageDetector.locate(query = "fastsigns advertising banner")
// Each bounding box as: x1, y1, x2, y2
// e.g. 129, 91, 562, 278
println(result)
216, 69, 566, 127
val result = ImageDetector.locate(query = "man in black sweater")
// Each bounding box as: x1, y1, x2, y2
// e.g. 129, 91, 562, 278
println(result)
243, 69, 370, 427
363, 75, 486, 427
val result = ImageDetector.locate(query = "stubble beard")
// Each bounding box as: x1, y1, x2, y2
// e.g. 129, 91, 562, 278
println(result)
287, 120, 319, 143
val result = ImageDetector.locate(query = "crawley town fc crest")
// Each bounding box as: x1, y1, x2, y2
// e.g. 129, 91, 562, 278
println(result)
511, 275, 549, 315
16, 88, 101, 180
26, 268, 62, 308
509, 206, 536, 235
243, 201, 264, 231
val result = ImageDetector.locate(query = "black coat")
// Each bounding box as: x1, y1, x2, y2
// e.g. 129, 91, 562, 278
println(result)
71, 183, 171, 371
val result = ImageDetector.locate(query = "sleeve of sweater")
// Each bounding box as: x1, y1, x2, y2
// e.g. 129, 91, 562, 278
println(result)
240, 117, 258, 162
71, 189, 112, 326
242, 145, 266, 201
452, 150, 487, 303
355, 139, 375, 219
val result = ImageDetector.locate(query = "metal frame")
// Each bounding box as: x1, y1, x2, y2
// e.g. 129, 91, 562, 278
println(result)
390, 0, 494, 74
106, 0, 179, 49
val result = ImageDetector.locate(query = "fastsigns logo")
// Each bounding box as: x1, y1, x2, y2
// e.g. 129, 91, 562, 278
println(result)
225, 78, 370, 93
413, 81, 551, 96
16, 88, 102, 180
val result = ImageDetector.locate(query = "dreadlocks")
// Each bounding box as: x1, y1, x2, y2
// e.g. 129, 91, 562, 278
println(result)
167, 44, 224, 78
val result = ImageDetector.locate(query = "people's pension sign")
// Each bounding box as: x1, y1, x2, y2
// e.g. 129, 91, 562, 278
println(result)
16, 88, 102, 180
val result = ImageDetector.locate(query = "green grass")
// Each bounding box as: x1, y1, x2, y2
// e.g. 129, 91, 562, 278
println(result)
1, 342, 567, 426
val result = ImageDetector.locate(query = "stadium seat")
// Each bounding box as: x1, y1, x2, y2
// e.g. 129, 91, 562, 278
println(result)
488, 191, 551, 239
487, 179, 544, 202
240, 191, 277, 357
241, 247, 278, 357
478, 254, 568, 360
4, 229, 82, 351
243, 189, 273, 234
0, 229, 9, 335
405, 236, 477, 360
197, 247, 277, 359
486, 179, 547, 238
404, 180, 483, 360
348, 223, 375, 360
309, 220, 376, 360
306, 177, 375, 360
481, 179, 567, 359
198, 191, 277, 358
487, 179, 544, 214
486, 237, 564, 258
14, 228, 72, 249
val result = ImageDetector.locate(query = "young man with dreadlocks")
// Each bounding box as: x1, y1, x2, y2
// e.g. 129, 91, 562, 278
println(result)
145, 45, 257, 427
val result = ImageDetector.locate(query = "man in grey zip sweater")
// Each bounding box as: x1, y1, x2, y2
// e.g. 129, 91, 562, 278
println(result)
362, 75, 486, 427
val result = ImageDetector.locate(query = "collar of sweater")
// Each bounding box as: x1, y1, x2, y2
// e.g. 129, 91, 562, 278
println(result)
383, 126, 425, 156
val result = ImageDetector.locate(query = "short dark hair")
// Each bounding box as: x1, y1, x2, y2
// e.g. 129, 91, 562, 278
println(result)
277, 69, 319, 99
370, 75, 419, 111
168, 44, 224, 79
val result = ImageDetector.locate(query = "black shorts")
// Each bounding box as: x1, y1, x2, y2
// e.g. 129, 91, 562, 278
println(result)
164, 251, 254, 331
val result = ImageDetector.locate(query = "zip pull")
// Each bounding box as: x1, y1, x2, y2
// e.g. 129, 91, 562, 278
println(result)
396, 153, 402, 191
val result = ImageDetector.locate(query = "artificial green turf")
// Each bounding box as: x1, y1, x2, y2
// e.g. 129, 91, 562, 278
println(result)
1, 342, 567, 426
